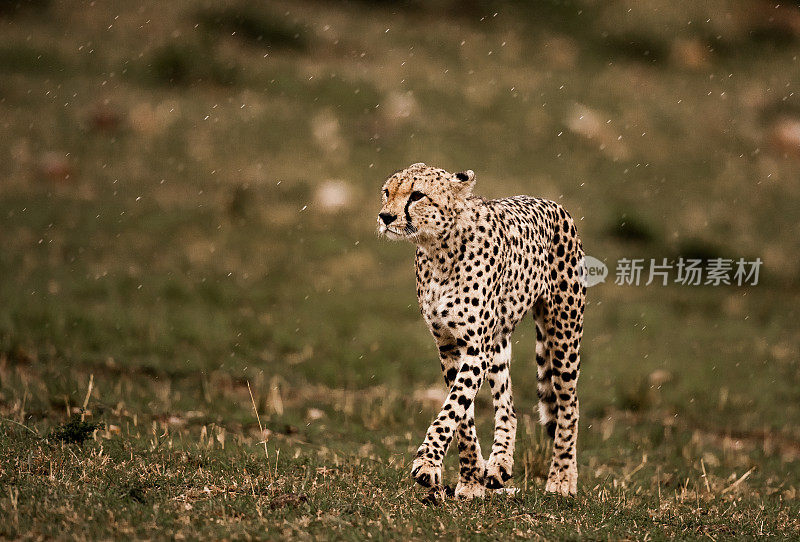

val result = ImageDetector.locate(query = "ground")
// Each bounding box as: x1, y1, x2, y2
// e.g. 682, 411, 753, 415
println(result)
1, 0, 799, 539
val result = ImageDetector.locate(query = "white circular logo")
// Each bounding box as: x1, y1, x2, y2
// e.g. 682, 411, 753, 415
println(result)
578, 255, 608, 287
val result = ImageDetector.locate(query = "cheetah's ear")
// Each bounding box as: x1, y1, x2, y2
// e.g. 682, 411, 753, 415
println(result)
451, 170, 475, 196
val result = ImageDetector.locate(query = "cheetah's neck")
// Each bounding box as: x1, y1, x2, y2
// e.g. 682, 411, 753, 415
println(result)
417, 200, 482, 277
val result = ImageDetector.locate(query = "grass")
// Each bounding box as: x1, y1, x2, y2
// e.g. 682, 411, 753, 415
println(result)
1, 0, 799, 538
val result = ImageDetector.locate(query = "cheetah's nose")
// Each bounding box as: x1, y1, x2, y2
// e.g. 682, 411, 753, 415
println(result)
379, 212, 397, 225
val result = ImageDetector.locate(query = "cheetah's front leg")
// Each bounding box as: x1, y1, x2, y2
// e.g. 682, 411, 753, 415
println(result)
437, 344, 486, 499
412, 351, 487, 490
485, 338, 517, 489
454, 402, 485, 499
438, 344, 486, 499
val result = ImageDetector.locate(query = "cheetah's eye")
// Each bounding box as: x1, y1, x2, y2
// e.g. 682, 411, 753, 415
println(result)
409, 190, 425, 202
382, 189, 389, 198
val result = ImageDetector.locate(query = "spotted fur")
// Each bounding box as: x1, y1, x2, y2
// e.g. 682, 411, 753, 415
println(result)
378, 163, 585, 498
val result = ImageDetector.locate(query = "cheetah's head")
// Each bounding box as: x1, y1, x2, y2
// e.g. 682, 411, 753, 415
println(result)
377, 162, 475, 244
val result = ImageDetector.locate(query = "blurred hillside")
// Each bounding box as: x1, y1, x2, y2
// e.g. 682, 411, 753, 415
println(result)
2, 0, 800, 267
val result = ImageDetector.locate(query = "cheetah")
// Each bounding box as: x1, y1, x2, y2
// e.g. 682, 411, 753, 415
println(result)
377, 163, 585, 498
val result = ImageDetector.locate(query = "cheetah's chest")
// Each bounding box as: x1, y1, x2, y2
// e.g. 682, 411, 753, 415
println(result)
419, 280, 460, 329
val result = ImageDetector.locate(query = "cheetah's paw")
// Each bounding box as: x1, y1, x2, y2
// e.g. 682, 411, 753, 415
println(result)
484, 455, 513, 489
545, 465, 577, 497
411, 457, 442, 488
455, 480, 485, 499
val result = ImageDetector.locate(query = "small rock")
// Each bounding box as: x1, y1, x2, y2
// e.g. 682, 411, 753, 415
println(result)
648, 369, 673, 387
129, 101, 177, 135
565, 103, 630, 161
566, 103, 603, 140
89, 103, 123, 132
542, 35, 578, 69
413, 386, 447, 405
670, 38, 710, 70
39, 152, 74, 182
384, 91, 418, 122
311, 110, 347, 157
769, 117, 800, 157
167, 415, 186, 426
314, 180, 353, 213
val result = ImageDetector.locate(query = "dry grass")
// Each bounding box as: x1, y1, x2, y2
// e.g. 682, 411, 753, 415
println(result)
1, 0, 799, 539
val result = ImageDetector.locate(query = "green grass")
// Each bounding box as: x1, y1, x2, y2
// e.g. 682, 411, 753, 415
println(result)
1, 0, 799, 539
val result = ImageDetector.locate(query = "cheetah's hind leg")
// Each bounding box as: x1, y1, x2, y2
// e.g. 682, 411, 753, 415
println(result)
534, 300, 558, 441
539, 295, 583, 497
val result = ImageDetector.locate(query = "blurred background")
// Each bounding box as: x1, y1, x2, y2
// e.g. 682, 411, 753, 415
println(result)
1, 0, 799, 538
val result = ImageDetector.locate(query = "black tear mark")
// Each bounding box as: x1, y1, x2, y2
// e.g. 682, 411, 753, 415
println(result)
404, 197, 413, 226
